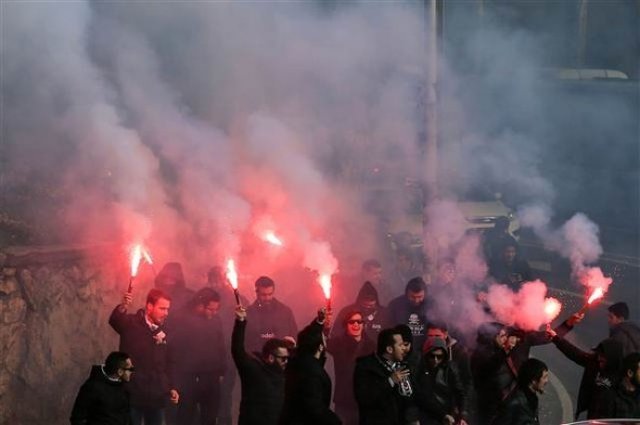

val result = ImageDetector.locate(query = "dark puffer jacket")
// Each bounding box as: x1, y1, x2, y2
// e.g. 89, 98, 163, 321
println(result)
232, 318, 286, 425
492, 387, 539, 425
70, 365, 131, 425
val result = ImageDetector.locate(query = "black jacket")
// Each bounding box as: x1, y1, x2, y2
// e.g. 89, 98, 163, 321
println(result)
553, 336, 623, 419
245, 298, 298, 353
492, 386, 539, 425
280, 352, 342, 425
327, 333, 375, 408
387, 296, 431, 352
232, 318, 285, 425
471, 321, 572, 423
414, 361, 467, 424
354, 354, 413, 425
610, 321, 640, 357
488, 258, 532, 290
330, 283, 391, 338
602, 381, 640, 419
70, 365, 130, 425
108, 307, 172, 409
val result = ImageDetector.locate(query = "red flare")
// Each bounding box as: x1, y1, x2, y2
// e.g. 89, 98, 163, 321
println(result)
226, 259, 239, 290
129, 244, 143, 277
543, 297, 562, 322
319, 274, 332, 300
264, 231, 284, 246
587, 287, 604, 305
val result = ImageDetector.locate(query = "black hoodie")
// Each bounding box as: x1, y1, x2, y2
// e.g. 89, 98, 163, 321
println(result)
70, 365, 130, 425
330, 282, 391, 338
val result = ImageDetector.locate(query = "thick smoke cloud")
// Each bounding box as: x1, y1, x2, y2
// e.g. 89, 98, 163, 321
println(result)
2, 2, 635, 322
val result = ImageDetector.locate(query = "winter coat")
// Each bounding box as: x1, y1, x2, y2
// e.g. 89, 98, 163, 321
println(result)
70, 365, 131, 425
610, 321, 640, 357
245, 298, 298, 353
327, 333, 376, 410
414, 339, 467, 425
492, 387, 539, 425
553, 336, 624, 419
108, 307, 172, 409
602, 381, 640, 419
232, 319, 286, 425
488, 258, 532, 290
354, 353, 415, 425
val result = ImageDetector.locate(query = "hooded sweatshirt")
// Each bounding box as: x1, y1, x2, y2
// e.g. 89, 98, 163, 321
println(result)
331, 281, 391, 337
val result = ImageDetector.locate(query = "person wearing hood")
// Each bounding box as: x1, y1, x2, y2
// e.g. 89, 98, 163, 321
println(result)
109, 289, 179, 425
245, 276, 298, 353
70, 351, 133, 425
551, 331, 624, 419
388, 277, 432, 355
414, 337, 468, 425
154, 262, 194, 313
492, 358, 549, 425
327, 310, 376, 425
602, 352, 640, 419
331, 281, 391, 338
607, 302, 640, 357
232, 304, 290, 425
279, 309, 342, 425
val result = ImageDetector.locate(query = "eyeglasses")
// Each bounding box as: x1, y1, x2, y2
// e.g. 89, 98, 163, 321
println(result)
347, 320, 364, 325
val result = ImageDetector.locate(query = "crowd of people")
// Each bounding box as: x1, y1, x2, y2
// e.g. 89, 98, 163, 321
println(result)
70, 232, 640, 425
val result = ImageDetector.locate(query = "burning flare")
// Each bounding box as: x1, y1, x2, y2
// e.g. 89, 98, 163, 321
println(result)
543, 297, 562, 323
226, 259, 239, 290
318, 274, 332, 300
129, 243, 153, 277
587, 287, 605, 305
264, 231, 284, 246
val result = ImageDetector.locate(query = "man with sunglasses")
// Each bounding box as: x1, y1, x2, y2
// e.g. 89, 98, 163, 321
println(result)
70, 351, 134, 425
414, 338, 468, 425
328, 311, 375, 425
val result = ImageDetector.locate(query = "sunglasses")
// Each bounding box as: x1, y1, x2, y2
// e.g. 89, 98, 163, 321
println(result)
347, 320, 364, 325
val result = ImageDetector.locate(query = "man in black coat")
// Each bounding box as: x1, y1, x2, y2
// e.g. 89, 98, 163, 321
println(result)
70, 351, 133, 425
354, 327, 416, 425
169, 289, 226, 425
602, 352, 640, 418
245, 276, 298, 353
488, 242, 532, 291
232, 305, 289, 425
327, 310, 376, 425
279, 310, 341, 425
492, 358, 549, 425
109, 289, 179, 425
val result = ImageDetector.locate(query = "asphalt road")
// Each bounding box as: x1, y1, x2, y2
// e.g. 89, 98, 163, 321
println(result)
521, 240, 640, 424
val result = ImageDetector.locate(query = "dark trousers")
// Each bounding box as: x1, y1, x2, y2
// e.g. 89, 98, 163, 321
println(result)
217, 366, 237, 425
176, 372, 221, 425
130, 406, 163, 425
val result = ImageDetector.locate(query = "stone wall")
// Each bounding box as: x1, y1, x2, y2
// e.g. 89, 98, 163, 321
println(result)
0, 245, 149, 425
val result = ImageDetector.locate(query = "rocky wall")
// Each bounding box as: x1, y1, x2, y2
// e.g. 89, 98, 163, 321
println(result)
0, 245, 151, 425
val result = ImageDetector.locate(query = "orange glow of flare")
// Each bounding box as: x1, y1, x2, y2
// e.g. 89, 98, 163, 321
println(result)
264, 231, 284, 246
226, 259, 239, 290
318, 274, 332, 300
130, 245, 143, 277
587, 287, 605, 305
543, 298, 562, 322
